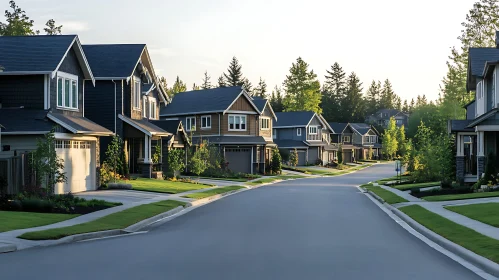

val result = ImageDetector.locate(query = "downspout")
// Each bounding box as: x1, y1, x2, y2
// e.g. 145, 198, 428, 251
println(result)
83, 80, 85, 117
112, 80, 117, 133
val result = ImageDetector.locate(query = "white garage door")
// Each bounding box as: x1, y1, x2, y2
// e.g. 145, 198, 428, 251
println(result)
55, 140, 95, 194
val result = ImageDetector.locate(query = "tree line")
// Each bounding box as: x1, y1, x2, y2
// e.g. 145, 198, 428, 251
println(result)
0, 1, 62, 36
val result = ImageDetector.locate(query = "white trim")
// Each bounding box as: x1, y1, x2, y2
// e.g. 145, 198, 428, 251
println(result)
223, 89, 261, 115
260, 117, 271, 130
201, 115, 212, 129
225, 110, 259, 115
308, 126, 318, 135
149, 97, 157, 120
305, 113, 328, 128
297, 128, 302, 136
118, 114, 151, 136
476, 125, 499, 131
0, 71, 51, 75
143, 97, 147, 118
161, 110, 223, 117
52, 36, 95, 85
54, 133, 98, 141
133, 77, 141, 109
274, 125, 307, 129
163, 118, 180, 120
228, 114, 247, 131
343, 135, 351, 143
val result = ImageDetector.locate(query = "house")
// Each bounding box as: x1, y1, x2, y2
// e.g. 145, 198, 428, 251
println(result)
449, 34, 499, 183
329, 122, 382, 163
366, 109, 409, 128
273, 111, 334, 166
0, 35, 113, 194
82, 44, 180, 178
160, 86, 276, 174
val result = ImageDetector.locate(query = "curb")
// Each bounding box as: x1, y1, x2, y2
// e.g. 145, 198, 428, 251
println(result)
364, 191, 499, 278
187, 189, 246, 207
124, 206, 185, 232
0, 243, 17, 254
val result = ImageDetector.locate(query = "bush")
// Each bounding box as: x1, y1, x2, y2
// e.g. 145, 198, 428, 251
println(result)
315, 158, 323, 166
440, 180, 452, 189
22, 198, 53, 213
279, 149, 290, 162
271, 149, 282, 175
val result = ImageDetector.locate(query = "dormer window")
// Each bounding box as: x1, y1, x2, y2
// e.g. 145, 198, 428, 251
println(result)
56, 72, 78, 110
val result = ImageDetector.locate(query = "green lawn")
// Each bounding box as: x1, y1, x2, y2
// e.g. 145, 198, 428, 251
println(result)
446, 203, 499, 227
0, 211, 79, 233
19, 200, 186, 240
197, 177, 249, 182
182, 186, 245, 199
391, 181, 440, 191
245, 175, 307, 186
124, 178, 212, 194
423, 191, 499, 202
362, 184, 408, 204
400, 205, 499, 263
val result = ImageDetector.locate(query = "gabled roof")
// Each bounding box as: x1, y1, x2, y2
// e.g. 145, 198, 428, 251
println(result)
160, 86, 259, 117
349, 123, 373, 135
0, 35, 94, 84
252, 96, 277, 120
273, 139, 309, 148
273, 111, 316, 127
468, 48, 499, 77
82, 44, 145, 78
47, 113, 113, 136
329, 122, 348, 134
119, 114, 170, 137
151, 120, 190, 146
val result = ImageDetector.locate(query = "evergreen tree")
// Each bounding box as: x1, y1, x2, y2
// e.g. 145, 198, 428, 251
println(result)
282, 57, 322, 114
168, 76, 187, 95
379, 79, 395, 109
270, 86, 284, 112
342, 72, 365, 122
409, 98, 415, 113
201, 71, 212, 89
44, 19, 62, 35
402, 100, 409, 113
192, 83, 200, 91
242, 78, 253, 94
365, 80, 381, 116
394, 96, 402, 111
224, 56, 244, 86
217, 75, 226, 88
0, 1, 38, 35
322, 62, 346, 121
254, 77, 267, 98
159, 76, 168, 91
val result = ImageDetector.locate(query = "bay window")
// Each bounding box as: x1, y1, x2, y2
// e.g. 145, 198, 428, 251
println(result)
56, 72, 78, 110
228, 115, 247, 131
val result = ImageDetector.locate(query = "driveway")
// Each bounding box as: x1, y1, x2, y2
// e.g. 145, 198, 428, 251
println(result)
0, 164, 483, 280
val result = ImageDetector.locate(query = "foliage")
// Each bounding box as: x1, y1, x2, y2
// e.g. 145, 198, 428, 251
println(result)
407, 103, 447, 138
201, 71, 212, 89
269, 86, 284, 112
104, 135, 123, 183
242, 77, 253, 93
152, 143, 162, 170
167, 149, 185, 179
337, 144, 343, 164
168, 76, 187, 96
283, 57, 322, 114
381, 118, 398, 160
0, 1, 37, 35
253, 77, 267, 98
341, 72, 365, 122
289, 148, 299, 167
32, 129, 66, 194
217, 75, 226, 87
44, 19, 62, 35
99, 162, 121, 186
271, 148, 282, 175
322, 62, 346, 122
368, 146, 373, 160
365, 80, 382, 116
192, 83, 200, 90
224, 56, 244, 87
484, 152, 498, 183
279, 148, 290, 162
189, 141, 210, 176
379, 79, 396, 110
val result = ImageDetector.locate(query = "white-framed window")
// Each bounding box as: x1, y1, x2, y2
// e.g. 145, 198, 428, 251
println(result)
201, 115, 211, 129
63, 140, 71, 149
260, 117, 270, 130
143, 97, 147, 118
308, 126, 318, 135
133, 78, 141, 109
273, 129, 276, 139
371, 136, 377, 143
185, 117, 196, 131
149, 98, 157, 119
364, 136, 370, 143
297, 128, 302, 136
343, 136, 351, 143
56, 72, 78, 110
492, 70, 496, 108
55, 140, 63, 149
228, 114, 247, 131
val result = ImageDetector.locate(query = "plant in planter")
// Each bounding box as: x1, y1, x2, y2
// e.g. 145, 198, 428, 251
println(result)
151, 144, 163, 179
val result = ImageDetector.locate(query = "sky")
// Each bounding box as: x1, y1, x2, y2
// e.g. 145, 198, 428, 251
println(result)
10, 0, 476, 102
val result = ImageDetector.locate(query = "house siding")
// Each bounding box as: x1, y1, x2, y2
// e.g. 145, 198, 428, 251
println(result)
182, 113, 220, 136
229, 95, 254, 111
0, 75, 45, 109
221, 113, 258, 135
276, 127, 306, 141
258, 106, 273, 139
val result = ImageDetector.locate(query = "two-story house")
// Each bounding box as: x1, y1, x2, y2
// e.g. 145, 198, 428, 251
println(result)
160, 86, 276, 174
0, 35, 113, 194
273, 111, 334, 166
329, 122, 355, 163
449, 36, 499, 183
82, 44, 184, 178
328, 123, 381, 163
367, 109, 409, 128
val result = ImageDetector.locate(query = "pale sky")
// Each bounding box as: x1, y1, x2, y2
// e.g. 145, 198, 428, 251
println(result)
12, 0, 475, 102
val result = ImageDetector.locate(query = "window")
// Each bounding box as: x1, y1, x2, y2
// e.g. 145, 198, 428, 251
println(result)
297, 128, 302, 136
395, 119, 402, 125
63, 140, 71, 149
186, 117, 196, 131
343, 136, 351, 143
133, 78, 141, 109
273, 129, 276, 139
149, 98, 157, 119
143, 97, 147, 118
371, 136, 377, 143
228, 115, 247, 131
308, 126, 318, 135
201, 115, 211, 129
364, 136, 370, 143
56, 72, 78, 110
260, 117, 270, 130
55, 140, 63, 149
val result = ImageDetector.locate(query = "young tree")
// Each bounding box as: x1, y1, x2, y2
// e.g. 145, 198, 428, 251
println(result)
396, 125, 407, 157
104, 135, 123, 183
337, 144, 343, 164
190, 141, 210, 176
379, 79, 395, 109
342, 72, 365, 122
270, 86, 284, 112
368, 146, 373, 160
254, 77, 267, 98
289, 148, 299, 167
0, 1, 38, 36
217, 75, 226, 88
168, 76, 187, 95
167, 149, 185, 179
382, 117, 399, 160
224, 56, 244, 86
322, 62, 346, 121
44, 19, 62, 35
283, 57, 322, 114
201, 71, 212, 89
32, 129, 66, 194
271, 148, 282, 174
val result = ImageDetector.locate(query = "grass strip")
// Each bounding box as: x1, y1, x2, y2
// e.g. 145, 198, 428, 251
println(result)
125, 178, 212, 194
19, 200, 186, 240
182, 186, 245, 199
391, 181, 440, 191
0, 211, 79, 233
446, 203, 499, 227
423, 192, 499, 202
362, 184, 408, 204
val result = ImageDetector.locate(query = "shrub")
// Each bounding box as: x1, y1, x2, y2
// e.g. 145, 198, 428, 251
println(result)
271, 148, 282, 175
190, 141, 210, 176
289, 149, 299, 167
279, 149, 290, 162
338, 144, 343, 164
167, 149, 185, 179
22, 198, 53, 213
440, 180, 452, 189
315, 158, 323, 166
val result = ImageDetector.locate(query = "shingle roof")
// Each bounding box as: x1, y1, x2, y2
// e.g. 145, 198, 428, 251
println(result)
119, 115, 170, 136
47, 113, 113, 135
273, 111, 315, 127
273, 139, 308, 148
329, 122, 348, 134
82, 44, 145, 78
0, 35, 76, 73
468, 48, 499, 77
192, 136, 267, 145
252, 97, 268, 112
0, 109, 53, 133
349, 123, 372, 135
151, 120, 182, 134
160, 86, 246, 116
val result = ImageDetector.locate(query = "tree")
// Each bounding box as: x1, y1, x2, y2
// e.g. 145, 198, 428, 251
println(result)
104, 135, 123, 183
382, 117, 398, 160
402, 100, 409, 113
201, 71, 212, 89
322, 62, 346, 121
338, 144, 343, 164
289, 148, 299, 167
270, 86, 284, 112
32, 129, 66, 194
44, 19, 62, 35
379, 79, 395, 109
368, 146, 373, 160
254, 77, 267, 98
409, 98, 415, 113
271, 148, 282, 174
0, 1, 38, 36
190, 141, 210, 176
407, 103, 446, 138
342, 72, 365, 122
192, 83, 200, 91
217, 75, 226, 88
224, 56, 244, 86
365, 80, 381, 116
159, 76, 168, 91
167, 149, 185, 179
396, 125, 407, 157
282, 57, 322, 114
394, 96, 402, 111
168, 76, 187, 96
242, 77, 253, 94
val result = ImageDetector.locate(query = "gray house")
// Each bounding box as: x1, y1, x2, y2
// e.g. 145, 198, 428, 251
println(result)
273, 111, 334, 166
329, 123, 382, 163
0, 35, 113, 194
366, 109, 409, 128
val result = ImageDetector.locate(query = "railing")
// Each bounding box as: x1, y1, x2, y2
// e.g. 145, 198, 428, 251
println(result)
307, 134, 321, 141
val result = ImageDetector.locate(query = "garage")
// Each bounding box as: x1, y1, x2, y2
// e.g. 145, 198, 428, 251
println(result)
297, 149, 307, 166
225, 147, 252, 174
55, 139, 96, 194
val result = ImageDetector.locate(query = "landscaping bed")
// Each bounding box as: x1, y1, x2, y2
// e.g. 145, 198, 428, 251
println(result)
446, 203, 499, 228
362, 184, 408, 204
0, 211, 78, 233
400, 205, 499, 264
123, 178, 212, 194
19, 200, 186, 240
390, 181, 440, 191
182, 186, 245, 200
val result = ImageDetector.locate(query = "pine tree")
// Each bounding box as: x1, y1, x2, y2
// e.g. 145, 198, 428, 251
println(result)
379, 79, 395, 109
168, 76, 187, 95
365, 80, 381, 116
342, 72, 365, 122
283, 57, 322, 114
270, 86, 284, 112
201, 71, 212, 89
242, 78, 253, 94
394, 96, 402, 111
224, 56, 244, 86
0, 1, 38, 35
322, 62, 346, 121
217, 75, 226, 88
44, 19, 62, 35
192, 83, 200, 91
402, 100, 409, 113
410, 98, 415, 113
254, 77, 267, 98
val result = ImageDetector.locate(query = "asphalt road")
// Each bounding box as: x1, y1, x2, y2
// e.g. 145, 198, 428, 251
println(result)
0, 164, 483, 280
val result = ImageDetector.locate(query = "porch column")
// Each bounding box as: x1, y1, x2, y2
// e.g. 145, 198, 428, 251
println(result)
455, 133, 465, 182
477, 131, 486, 179
142, 135, 152, 178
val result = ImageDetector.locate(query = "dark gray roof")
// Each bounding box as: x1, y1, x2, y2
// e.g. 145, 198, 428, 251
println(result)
252, 97, 268, 112
0, 35, 76, 73
119, 115, 170, 136
151, 120, 182, 134
274, 111, 315, 127
82, 44, 145, 78
160, 86, 247, 116
449, 120, 474, 132
273, 139, 308, 148
0, 109, 53, 133
142, 83, 154, 94
48, 113, 113, 135
468, 48, 499, 77
192, 136, 267, 145
376, 109, 406, 118
349, 123, 372, 135
329, 122, 348, 134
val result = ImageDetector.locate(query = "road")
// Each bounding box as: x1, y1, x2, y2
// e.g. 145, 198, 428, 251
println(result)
0, 164, 483, 280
